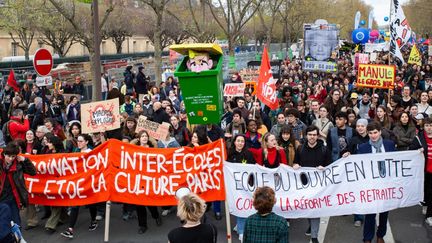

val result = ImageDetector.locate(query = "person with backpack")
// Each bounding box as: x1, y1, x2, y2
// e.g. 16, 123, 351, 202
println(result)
293, 125, 331, 243
5, 109, 29, 142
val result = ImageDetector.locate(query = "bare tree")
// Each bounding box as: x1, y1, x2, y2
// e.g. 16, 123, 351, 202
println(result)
257, 0, 284, 45
0, 0, 41, 60
47, 0, 116, 101
103, 7, 134, 54
139, 0, 171, 85
205, 0, 261, 56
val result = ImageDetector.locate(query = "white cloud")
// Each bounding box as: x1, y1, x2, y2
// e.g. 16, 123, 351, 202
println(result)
362, 0, 409, 26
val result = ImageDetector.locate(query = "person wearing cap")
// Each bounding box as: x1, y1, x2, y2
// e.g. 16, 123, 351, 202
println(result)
342, 92, 360, 116
343, 118, 369, 227
141, 95, 153, 119
326, 111, 353, 162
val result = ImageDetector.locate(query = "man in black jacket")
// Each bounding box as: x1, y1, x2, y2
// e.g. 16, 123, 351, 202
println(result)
0, 143, 36, 226
293, 125, 331, 243
135, 66, 148, 96
151, 101, 170, 124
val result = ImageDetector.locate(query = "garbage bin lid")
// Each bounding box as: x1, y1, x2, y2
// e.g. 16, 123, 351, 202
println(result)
169, 43, 223, 56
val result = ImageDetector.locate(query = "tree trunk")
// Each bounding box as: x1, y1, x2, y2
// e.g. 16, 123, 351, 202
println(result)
24, 49, 30, 61
115, 40, 123, 54
153, 13, 163, 86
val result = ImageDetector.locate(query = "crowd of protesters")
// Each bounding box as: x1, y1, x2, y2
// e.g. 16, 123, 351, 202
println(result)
0, 41, 431, 243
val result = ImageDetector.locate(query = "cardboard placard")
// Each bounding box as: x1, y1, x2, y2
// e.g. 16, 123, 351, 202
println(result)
135, 115, 170, 140
81, 98, 121, 134
223, 83, 245, 97
357, 64, 395, 89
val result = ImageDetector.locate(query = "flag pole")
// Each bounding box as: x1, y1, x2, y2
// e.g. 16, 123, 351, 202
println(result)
221, 139, 232, 243
103, 201, 111, 242
388, 0, 392, 105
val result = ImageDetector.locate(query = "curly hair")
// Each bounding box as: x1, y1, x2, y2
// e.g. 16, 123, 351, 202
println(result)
253, 186, 276, 214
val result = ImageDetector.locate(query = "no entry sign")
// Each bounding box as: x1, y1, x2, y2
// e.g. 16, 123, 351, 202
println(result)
33, 49, 53, 76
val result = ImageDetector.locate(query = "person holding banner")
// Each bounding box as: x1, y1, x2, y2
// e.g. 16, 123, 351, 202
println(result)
242, 186, 289, 243
227, 134, 256, 241
358, 122, 396, 243
249, 133, 287, 168
293, 125, 331, 243
61, 134, 98, 239
134, 130, 163, 234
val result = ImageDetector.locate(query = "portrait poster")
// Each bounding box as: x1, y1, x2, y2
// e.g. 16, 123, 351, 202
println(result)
81, 98, 121, 134
303, 23, 339, 72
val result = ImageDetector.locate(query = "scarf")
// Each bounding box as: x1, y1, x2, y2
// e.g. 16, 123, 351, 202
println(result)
369, 137, 383, 153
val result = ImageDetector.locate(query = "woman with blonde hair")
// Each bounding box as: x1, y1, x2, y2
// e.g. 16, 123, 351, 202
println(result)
249, 132, 287, 168
168, 193, 217, 243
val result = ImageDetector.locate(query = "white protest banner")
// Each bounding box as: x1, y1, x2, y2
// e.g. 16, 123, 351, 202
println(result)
81, 98, 121, 134
370, 53, 378, 62
224, 150, 424, 218
223, 83, 245, 97
364, 43, 389, 53
135, 115, 170, 140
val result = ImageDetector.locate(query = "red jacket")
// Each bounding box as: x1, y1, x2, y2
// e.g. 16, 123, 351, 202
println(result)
9, 116, 30, 140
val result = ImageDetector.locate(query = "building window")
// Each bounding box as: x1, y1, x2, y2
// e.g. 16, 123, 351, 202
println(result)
101, 41, 106, 55
133, 40, 137, 53
38, 41, 43, 49
145, 40, 149, 52
11, 42, 18, 56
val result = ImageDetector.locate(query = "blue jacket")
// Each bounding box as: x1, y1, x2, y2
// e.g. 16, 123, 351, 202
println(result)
357, 139, 396, 154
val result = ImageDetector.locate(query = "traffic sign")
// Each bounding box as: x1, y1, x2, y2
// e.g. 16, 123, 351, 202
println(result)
33, 48, 53, 76
35, 76, 53, 87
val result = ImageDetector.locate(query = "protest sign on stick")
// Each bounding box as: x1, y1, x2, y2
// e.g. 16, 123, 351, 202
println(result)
223, 83, 245, 97
81, 98, 121, 134
356, 64, 395, 89
135, 115, 170, 140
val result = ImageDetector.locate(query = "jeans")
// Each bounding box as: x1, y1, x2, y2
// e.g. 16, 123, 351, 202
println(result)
354, 214, 365, 222
213, 201, 221, 213
68, 205, 97, 229
363, 212, 388, 241
101, 92, 107, 100
236, 217, 246, 235
3, 200, 20, 226
308, 218, 320, 238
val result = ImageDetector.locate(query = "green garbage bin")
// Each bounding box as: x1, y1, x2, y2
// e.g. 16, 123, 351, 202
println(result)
170, 44, 224, 125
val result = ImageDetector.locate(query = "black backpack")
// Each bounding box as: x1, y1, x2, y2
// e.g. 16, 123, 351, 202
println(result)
2, 121, 12, 144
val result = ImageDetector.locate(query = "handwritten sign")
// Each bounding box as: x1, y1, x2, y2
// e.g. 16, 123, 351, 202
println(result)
135, 115, 170, 140
81, 98, 121, 134
357, 64, 395, 89
223, 83, 245, 97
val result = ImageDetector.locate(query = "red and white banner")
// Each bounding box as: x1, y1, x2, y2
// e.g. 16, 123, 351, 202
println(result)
223, 83, 245, 97
224, 150, 424, 218
256, 46, 278, 110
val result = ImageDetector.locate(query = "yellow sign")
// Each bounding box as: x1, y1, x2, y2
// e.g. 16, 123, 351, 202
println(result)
408, 45, 422, 66
357, 64, 395, 89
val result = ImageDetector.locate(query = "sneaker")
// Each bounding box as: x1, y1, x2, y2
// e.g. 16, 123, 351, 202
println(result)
89, 221, 98, 231
354, 220, 362, 227
61, 228, 74, 239
311, 238, 319, 243
122, 212, 130, 221
161, 209, 170, 216
423, 206, 427, 215
233, 224, 238, 233
95, 215, 103, 221
425, 217, 432, 226
305, 226, 311, 236
138, 226, 147, 234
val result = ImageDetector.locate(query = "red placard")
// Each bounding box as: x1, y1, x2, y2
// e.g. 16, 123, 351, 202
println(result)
33, 49, 53, 76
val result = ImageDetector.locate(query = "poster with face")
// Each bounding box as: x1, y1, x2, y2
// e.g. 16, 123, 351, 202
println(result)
303, 23, 339, 72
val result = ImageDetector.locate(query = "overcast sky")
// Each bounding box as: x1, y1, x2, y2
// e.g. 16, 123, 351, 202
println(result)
362, 0, 409, 26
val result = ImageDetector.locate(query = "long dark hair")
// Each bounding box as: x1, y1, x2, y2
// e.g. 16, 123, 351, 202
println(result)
228, 134, 248, 159
277, 125, 296, 146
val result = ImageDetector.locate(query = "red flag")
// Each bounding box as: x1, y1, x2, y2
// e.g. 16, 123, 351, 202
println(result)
7, 69, 19, 92
256, 46, 278, 110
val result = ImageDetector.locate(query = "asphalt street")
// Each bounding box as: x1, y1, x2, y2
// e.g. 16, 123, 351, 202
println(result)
22, 203, 432, 243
